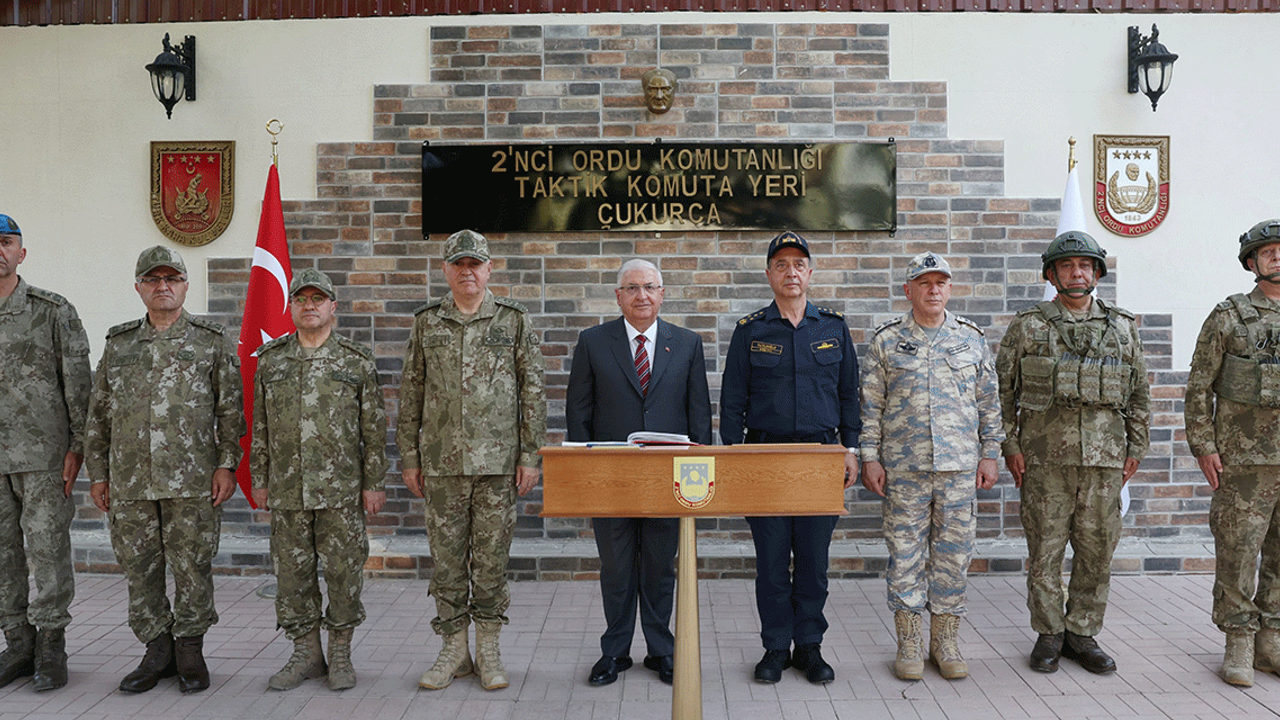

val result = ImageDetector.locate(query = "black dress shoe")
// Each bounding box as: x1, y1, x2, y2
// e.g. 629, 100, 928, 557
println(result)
588, 655, 632, 686
1030, 632, 1063, 673
753, 649, 790, 684
1062, 631, 1116, 674
643, 654, 674, 685
791, 643, 835, 684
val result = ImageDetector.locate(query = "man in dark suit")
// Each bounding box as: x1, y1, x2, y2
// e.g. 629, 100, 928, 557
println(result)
566, 259, 713, 687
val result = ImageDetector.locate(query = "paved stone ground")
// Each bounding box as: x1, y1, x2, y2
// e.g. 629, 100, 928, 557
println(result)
2, 573, 1277, 719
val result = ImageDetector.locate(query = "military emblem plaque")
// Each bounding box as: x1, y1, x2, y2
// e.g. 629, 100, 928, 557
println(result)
673, 457, 715, 510
1093, 135, 1169, 237
150, 141, 235, 247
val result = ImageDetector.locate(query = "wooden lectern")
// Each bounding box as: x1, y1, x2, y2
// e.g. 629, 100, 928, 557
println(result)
540, 444, 847, 720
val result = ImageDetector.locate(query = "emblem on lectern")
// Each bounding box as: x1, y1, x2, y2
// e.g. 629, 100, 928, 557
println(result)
673, 457, 715, 509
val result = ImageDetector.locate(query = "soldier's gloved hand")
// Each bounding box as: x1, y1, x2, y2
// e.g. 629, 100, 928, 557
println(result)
90, 481, 110, 512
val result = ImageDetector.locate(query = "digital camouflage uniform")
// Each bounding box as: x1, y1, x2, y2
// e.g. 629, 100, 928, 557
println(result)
85, 310, 245, 643
1186, 287, 1280, 633
251, 331, 388, 640
861, 310, 1003, 615
0, 278, 92, 632
396, 290, 545, 636
996, 297, 1150, 637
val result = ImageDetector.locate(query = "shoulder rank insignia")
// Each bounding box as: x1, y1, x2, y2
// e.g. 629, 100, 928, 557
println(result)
738, 310, 765, 326
873, 317, 903, 336
495, 296, 529, 313
954, 315, 985, 335
413, 298, 445, 316
107, 318, 145, 337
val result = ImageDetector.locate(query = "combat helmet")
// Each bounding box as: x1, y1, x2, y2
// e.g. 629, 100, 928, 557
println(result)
1041, 231, 1108, 280
1238, 219, 1280, 272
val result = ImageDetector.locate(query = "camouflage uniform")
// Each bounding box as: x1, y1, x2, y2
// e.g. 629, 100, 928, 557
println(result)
85, 310, 245, 643
996, 297, 1149, 636
0, 278, 91, 632
396, 290, 545, 635
1186, 288, 1280, 632
861, 310, 1003, 615
251, 331, 388, 639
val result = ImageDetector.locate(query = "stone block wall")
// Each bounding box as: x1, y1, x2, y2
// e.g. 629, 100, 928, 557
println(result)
69, 21, 1204, 576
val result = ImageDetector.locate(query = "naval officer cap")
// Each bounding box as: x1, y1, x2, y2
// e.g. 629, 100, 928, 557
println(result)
765, 231, 811, 261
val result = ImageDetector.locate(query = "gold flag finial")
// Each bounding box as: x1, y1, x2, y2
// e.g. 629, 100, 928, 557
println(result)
1067, 136, 1077, 172
266, 119, 284, 167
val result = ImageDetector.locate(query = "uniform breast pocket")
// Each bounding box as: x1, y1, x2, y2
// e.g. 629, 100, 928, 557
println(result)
812, 345, 842, 366
945, 349, 979, 387
106, 354, 141, 393
749, 350, 782, 368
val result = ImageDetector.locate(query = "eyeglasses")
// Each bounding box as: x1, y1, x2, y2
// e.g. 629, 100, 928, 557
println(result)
291, 293, 331, 306
619, 284, 663, 295
137, 275, 187, 286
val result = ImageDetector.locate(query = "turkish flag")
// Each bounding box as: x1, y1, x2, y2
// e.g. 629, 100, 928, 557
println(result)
235, 164, 295, 508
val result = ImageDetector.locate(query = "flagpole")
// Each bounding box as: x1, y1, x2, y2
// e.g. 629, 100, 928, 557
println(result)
267, 119, 283, 167
237, 121, 296, 513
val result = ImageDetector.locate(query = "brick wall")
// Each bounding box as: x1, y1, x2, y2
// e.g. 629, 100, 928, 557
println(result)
71, 21, 1203, 571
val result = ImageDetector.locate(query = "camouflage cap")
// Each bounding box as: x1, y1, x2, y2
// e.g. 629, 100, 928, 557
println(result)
135, 245, 187, 277
288, 267, 336, 299
906, 251, 952, 281
766, 230, 810, 260
444, 229, 490, 263
0, 214, 21, 236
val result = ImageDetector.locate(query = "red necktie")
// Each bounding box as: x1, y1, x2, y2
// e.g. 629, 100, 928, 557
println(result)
635, 335, 650, 397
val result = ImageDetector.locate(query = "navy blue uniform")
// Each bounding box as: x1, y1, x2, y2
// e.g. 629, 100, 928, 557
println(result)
720, 300, 861, 652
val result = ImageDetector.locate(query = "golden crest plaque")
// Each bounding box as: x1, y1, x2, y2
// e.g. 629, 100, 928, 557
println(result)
1093, 134, 1169, 237
150, 141, 235, 247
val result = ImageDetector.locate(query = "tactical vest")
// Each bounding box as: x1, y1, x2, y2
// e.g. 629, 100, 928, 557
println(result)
1018, 300, 1135, 411
1214, 293, 1280, 407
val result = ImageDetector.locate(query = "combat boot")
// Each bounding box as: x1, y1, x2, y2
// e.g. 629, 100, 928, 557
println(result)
327, 628, 356, 691
1221, 630, 1254, 687
929, 614, 968, 680
0, 623, 36, 688
174, 635, 210, 693
269, 628, 327, 691
1255, 627, 1280, 675
892, 611, 924, 681
119, 632, 176, 693
474, 621, 509, 690
418, 627, 472, 690
31, 628, 68, 691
